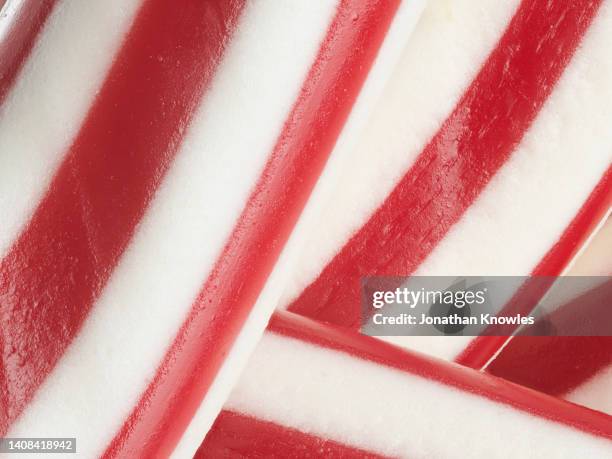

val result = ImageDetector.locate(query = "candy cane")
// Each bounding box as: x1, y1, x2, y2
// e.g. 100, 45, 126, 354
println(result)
0, 0, 424, 456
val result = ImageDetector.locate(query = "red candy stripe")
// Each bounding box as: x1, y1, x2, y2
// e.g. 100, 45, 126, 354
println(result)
0, 0, 245, 434
198, 410, 385, 459
487, 279, 612, 396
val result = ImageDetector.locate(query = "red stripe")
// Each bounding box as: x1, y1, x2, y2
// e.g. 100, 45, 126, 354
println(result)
197, 410, 386, 459
487, 279, 612, 396
103, 1, 400, 457
457, 165, 612, 368
268, 311, 612, 440
288, 0, 603, 329
0, 0, 244, 435
0, 0, 57, 105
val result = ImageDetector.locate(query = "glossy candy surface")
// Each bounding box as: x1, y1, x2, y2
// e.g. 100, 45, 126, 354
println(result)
0, 0, 412, 455
276, 0, 612, 367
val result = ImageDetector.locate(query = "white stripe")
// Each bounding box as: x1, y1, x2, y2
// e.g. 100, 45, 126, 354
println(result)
227, 332, 612, 458
277, 0, 521, 309
8, 1, 339, 457
175, 1, 428, 456
0, 0, 143, 257
567, 365, 612, 416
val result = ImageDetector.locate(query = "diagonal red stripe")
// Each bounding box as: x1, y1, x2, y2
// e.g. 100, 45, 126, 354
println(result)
198, 410, 386, 459
0, 0, 57, 105
489, 336, 612, 396
103, 1, 401, 456
288, 0, 603, 329
0, 0, 245, 435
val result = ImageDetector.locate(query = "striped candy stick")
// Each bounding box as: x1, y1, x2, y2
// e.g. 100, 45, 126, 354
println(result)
198, 311, 612, 458
274, 0, 612, 367
0, 0, 425, 456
